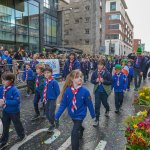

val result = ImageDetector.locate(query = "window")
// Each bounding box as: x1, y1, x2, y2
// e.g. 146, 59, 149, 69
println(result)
85, 17, 90, 23
65, 20, 69, 25
109, 24, 119, 30
85, 6, 90, 10
44, 14, 57, 45
110, 2, 116, 11
85, 28, 90, 34
64, 30, 69, 35
106, 34, 119, 39
85, 39, 90, 45
64, 40, 69, 45
44, 0, 50, 8
44, 0, 58, 9
75, 19, 79, 24
74, 8, 80, 13
109, 14, 120, 20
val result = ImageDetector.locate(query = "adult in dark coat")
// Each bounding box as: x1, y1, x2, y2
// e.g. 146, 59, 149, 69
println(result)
62, 52, 80, 79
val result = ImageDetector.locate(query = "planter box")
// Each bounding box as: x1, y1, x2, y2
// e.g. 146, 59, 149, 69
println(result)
134, 104, 150, 113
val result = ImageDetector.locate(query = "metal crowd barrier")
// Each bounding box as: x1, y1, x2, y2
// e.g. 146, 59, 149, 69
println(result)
0, 60, 26, 85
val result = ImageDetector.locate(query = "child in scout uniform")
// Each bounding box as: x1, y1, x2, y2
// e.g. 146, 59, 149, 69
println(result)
112, 64, 127, 113
91, 59, 112, 127
0, 73, 25, 149
55, 69, 95, 150
32, 64, 45, 121
22, 63, 35, 96
43, 66, 60, 132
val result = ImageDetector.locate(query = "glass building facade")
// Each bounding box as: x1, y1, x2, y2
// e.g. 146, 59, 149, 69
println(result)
0, 0, 58, 53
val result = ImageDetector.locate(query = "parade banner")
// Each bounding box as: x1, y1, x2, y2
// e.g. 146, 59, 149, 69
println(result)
37, 59, 60, 78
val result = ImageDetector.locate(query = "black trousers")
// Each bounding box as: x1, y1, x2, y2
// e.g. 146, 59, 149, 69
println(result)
83, 70, 89, 82
115, 92, 124, 110
1, 111, 25, 144
27, 80, 35, 94
71, 120, 84, 150
95, 91, 110, 121
134, 68, 142, 89
127, 75, 132, 89
33, 91, 41, 115
45, 100, 56, 125
143, 66, 149, 80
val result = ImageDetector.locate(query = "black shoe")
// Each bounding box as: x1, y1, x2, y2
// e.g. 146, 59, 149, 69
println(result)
31, 114, 40, 121
115, 110, 120, 114
16, 135, 27, 144
0, 143, 8, 150
79, 127, 85, 139
48, 124, 55, 133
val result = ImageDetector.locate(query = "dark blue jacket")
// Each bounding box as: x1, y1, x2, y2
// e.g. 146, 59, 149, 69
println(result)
62, 59, 80, 78
22, 68, 34, 81
91, 69, 112, 86
133, 56, 145, 72
30, 60, 39, 72
55, 87, 95, 120
7, 57, 13, 64
128, 66, 134, 77
1, 54, 8, 61
81, 61, 90, 73
0, 85, 21, 113
35, 74, 45, 96
112, 73, 127, 92
43, 79, 60, 101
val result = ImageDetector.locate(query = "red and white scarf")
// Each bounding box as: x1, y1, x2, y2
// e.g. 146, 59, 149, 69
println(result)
98, 68, 105, 80
69, 61, 73, 72
116, 73, 122, 86
43, 76, 53, 103
3, 86, 12, 100
71, 85, 81, 113
36, 73, 43, 88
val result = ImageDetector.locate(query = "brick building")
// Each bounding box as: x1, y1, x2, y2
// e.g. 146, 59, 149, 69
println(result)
133, 39, 141, 53
105, 0, 134, 56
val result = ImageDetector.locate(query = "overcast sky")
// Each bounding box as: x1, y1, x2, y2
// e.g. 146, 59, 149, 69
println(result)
125, 0, 150, 51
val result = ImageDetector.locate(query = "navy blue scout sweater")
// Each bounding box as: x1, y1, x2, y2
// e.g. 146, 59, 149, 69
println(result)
22, 68, 34, 81
43, 79, 60, 100
0, 85, 21, 113
91, 69, 112, 93
35, 75, 45, 96
30, 60, 39, 72
62, 59, 80, 78
112, 73, 127, 92
55, 87, 95, 120
128, 66, 134, 77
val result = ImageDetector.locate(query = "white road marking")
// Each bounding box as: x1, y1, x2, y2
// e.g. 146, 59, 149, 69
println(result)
57, 136, 71, 150
10, 128, 48, 150
44, 129, 61, 144
95, 140, 107, 150
95, 141, 107, 150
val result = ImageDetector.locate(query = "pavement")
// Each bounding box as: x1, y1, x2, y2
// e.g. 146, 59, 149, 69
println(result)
1, 79, 150, 150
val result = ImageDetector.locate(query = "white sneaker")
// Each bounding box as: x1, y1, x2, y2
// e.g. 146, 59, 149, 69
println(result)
93, 120, 99, 127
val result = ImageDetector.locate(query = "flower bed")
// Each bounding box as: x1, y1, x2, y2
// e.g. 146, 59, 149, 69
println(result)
133, 86, 150, 113
124, 110, 150, 150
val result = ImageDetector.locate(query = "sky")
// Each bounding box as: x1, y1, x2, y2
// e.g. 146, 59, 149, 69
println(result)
125, 0, 150, 51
